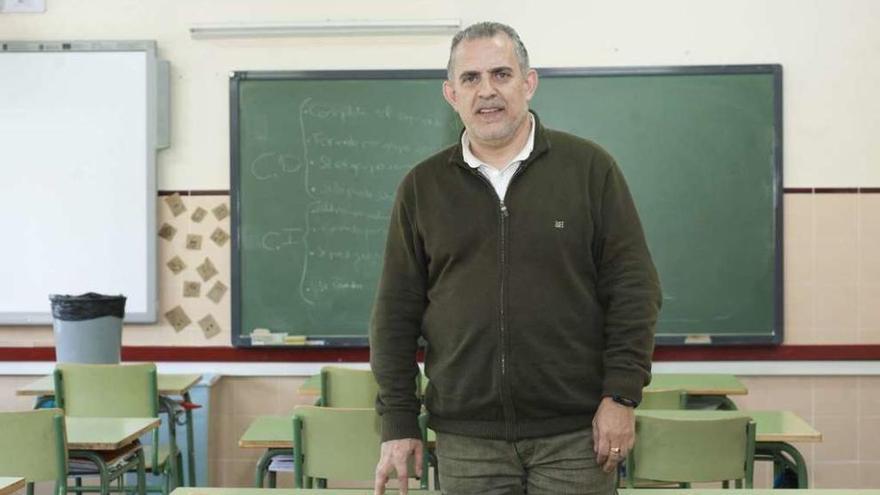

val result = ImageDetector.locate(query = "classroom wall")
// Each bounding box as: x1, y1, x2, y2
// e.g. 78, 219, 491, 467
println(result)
0, 0, 877, 346
1, 1, 879, 489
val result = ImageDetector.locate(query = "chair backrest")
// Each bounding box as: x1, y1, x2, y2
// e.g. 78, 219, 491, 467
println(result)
639, 389, 687, 410
292, 406, 383, 486
319, 366, 380, 408
54, 363, 158, 418
627, 411, 756, 487
0, 409, 68, 485
54, 363, 162, 473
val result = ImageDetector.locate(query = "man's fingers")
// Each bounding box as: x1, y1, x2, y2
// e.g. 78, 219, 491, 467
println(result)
394, 457, 409, 494
414, 442, 424, 478
602, 456, 619, 473
594, 430, 610, 466
373, 465, 389, 495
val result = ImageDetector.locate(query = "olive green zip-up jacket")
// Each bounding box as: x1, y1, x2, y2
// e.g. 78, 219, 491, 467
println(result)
370, 113, 662, 442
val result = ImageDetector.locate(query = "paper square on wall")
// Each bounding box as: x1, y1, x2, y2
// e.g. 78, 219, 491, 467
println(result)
191, 207, 208, 223
164, 193, 187, 217
210, 228, 230, 247
196, 257, 218, 281
164, 305, 191, 332
198, 314, 222, 339
186, 234, 203, 250
166, 256, 186, 275
212, 203, 229, 221
206, 281, 228, 303
183, 281, 201, 298
158, 223, 177, 241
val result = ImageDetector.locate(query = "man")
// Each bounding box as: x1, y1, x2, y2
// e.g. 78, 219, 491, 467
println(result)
371, 21, 661, 494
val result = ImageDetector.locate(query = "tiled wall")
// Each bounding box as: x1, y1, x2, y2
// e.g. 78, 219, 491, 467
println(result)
785, 193, 880, 344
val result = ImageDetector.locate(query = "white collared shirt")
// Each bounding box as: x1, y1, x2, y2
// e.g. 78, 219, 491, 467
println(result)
461, 113, 535, 201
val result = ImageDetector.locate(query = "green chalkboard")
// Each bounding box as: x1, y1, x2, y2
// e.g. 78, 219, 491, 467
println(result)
231, 66, 782, 347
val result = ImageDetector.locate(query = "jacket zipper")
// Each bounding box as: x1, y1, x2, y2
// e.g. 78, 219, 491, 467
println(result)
469, 165, 527, 440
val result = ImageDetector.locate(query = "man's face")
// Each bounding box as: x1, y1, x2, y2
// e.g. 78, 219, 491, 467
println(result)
443, 34, 538, 148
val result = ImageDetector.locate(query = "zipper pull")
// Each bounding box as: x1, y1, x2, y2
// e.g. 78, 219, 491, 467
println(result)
500, 202, 509, 217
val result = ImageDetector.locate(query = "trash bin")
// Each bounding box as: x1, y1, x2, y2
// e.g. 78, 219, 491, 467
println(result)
49, 293, 126, 364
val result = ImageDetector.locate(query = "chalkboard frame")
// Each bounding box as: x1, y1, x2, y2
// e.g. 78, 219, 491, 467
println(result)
230, 64, 783, 348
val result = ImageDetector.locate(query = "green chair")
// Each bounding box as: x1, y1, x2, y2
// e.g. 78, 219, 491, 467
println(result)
54, 363, 180, 495
292, 405, 429, 490
318, 366, 382, 407
626, 411, 756, 488
0, 409, 69, 495
639, 389, 687, 410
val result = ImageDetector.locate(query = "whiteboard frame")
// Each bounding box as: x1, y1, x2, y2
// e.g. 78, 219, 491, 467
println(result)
0, 40, 159, 324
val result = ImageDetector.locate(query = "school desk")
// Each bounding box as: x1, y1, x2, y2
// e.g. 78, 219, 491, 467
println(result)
66, 416, 159, 495
19, 373, 202, 487
240, 410, 817, 488
636, 410, 821, 488
240, 415, 435, 488
297, 372, 748, 410
645, 373, 748, 410
0, 477, 25, 495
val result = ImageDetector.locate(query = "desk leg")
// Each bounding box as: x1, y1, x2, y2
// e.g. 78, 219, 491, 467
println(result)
755, 441, 809, 488
183, 391, 197, 486
136, 447, 147, 495
254, 448, 287, 488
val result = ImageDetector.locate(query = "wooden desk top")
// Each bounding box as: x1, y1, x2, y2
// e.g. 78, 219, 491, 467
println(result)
240, 410, 818, 450
239, 415, 436, 449
238, 416, 292, 449
297, 372, 748, 398
0, 477, 25, 495
636, 410, 821, 443
645, 373, 748, 396
172, 489, 440, 495
66, 417, 160, 450
17, 373, 202, 397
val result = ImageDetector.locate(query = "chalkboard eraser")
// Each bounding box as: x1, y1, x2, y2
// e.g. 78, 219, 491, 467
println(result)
684, 334, 712, 345
284, 335, 307, 345
250, 328, 287, 345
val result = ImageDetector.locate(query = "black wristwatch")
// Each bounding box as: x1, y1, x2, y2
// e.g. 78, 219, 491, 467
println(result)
609, 394, 638, 408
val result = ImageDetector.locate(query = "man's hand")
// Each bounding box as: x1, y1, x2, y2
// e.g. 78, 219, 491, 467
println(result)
374, 438, 423, 495
592, 396, 636, 473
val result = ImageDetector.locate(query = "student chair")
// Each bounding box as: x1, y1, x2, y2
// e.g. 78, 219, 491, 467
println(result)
292, 405, 429, 490
318, 366, 382, 407
54, 363, 180, 495
0, 409, 69, 495
318, 366, 434, 487
626, 411, 756, 488
639, 389, 688, 410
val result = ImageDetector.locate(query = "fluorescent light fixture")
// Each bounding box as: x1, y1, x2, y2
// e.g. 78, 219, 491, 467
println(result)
190, 19, 461, 39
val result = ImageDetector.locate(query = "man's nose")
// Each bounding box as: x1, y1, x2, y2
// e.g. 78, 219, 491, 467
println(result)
477, 76, 497, 98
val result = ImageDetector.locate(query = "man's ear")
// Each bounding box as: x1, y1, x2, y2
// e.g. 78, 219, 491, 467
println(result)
524, 68, 539, 102
442, 80, 457, 107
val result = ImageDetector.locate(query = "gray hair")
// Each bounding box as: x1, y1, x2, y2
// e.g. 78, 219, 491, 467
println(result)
446, 22, 530, 80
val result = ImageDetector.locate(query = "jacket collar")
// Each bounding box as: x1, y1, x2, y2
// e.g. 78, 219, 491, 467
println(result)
448, 110, 551, 170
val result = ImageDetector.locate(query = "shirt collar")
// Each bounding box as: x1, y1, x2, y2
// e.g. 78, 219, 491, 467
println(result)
461, 113, 536, 170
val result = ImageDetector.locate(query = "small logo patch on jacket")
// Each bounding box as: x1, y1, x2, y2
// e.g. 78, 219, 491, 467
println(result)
554, 220, 565, 229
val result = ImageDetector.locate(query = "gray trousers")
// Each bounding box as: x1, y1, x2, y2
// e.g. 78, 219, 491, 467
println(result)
435, 427, 617, 495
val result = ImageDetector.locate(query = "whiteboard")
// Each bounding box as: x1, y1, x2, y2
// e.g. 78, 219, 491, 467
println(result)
0, 41, 159, 323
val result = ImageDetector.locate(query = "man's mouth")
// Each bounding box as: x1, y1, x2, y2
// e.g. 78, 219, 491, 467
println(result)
476, 107, 504, 115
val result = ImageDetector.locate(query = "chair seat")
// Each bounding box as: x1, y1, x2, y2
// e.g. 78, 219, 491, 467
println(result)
140, 443, 175, 472
69, 441, 143, 474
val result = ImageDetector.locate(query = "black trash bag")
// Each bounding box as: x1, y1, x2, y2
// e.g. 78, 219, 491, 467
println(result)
49, 293, 126, 321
